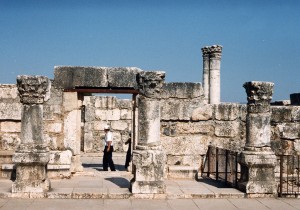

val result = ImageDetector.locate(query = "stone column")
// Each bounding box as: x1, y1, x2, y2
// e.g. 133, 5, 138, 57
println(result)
238, 81, 277, 196
209, 45, 222, 104
131, 71, 166, 194
201, 46, 210, 104
12, 75, 51, 197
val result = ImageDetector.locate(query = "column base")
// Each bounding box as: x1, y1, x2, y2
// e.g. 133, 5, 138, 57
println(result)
238, 148, 277, 195
130, 147, 166, 194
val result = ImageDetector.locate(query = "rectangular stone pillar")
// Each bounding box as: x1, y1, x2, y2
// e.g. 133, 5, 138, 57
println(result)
131, 71, 166, 194
238, 81, 277, 196
12, 75, 51, 198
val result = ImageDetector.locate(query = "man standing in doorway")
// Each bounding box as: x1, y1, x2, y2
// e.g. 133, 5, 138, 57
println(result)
103, 125, 116, 171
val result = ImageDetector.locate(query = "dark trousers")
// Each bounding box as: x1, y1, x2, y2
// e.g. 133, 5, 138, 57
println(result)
125, 143, 131, 168
103, 146, 115, 171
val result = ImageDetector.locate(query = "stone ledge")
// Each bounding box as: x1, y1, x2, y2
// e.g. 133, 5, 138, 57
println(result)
47, 165, 71, 170
168, 165, 198, 179
1, 164, 15, 170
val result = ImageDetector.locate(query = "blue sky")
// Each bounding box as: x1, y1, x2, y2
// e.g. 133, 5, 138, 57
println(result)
0, 0, 299, 102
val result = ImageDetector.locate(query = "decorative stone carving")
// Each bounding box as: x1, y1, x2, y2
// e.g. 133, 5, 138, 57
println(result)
17, 75, 51, 104
137, 71, 165, 98
243, 81, 274, 113
209, 45, 223, 59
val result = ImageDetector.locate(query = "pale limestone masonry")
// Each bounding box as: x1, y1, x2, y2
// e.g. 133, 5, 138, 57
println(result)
83, 96, 132, 153
0, 57, 299, 198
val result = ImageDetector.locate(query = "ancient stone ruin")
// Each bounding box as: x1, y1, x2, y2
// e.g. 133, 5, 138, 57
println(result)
0, 45, 300, 198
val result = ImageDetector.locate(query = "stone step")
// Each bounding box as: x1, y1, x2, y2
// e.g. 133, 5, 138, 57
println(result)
168, 165, 199, 179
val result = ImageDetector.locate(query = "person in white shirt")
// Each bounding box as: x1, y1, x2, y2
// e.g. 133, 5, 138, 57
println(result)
103, 125, 116, 171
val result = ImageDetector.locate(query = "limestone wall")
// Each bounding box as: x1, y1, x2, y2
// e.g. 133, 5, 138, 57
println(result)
0, 85, 21, 151
83, 96, 132, 153
159, 83, 246, 178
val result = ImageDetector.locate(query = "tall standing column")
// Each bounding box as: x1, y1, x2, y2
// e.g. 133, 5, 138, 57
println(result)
238, 81, 277, 196
209, 45, 222, 104
201, 46, 210, 104
12, 75, 51, 198
131, 71, 166, 194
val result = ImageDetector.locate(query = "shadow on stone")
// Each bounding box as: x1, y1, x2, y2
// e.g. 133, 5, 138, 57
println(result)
104, 177, 130, 188
197, 177, 233, 189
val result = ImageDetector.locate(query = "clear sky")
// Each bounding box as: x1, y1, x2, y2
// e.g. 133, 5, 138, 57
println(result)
0, 0, 299, 102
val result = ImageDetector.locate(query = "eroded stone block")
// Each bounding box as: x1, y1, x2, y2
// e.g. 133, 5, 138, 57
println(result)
215, 121, 239, 138
271, 106, 292, 123
54, 66, 108, 89
277, 123, 300, 139
191, 104, 213, 121
107, 67, 141, 88
0, 134, 21, 150
160, 82, 203, 99
0, 122, 21, 133
0, 103, 22, 120
214, 103, 240, 121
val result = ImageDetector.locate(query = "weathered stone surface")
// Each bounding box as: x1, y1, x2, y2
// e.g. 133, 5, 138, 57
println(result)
131, 149, 166, 193
138, 71, 165, 98
160, 82, 203, 99
111, 120, 128, 131
0, 122, 21, 133
0, 103, 22, 120
161, 98, 201, 121
277, 123, 300, 139
191, 104, 213, 121
215, 121, 239, 138
46, 123, 62, 133
271, 106, 292, 123
49, 150, 72, 165
294, 140, 300, 154
0, 134, 21, 150
243, 81, 274, 113
94, 96, 117, 109
107, 67, 141, 88
17, 75, 51, 104
95, 109, 120, 121
246, 113, 271, 147
290, 93, 300, 105
239, 105, 247, 122
63, 92, 78, 112
162, 136, 208, 156
138, 97, 160, 146
291, 106, 300, 121
54, 66, 108, 89
120, 109, 132, 120
175, 122, 214, 135
64, 110, 80, 154
214, 103, 240, 121
117, 99, 132, 109
0, 84, 19, 100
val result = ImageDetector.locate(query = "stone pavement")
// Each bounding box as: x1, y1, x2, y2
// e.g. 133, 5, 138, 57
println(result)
0, 153, 300, 209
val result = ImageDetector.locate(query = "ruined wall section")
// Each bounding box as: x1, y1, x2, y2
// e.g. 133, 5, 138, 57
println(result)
83, 96, 132, 153
271, 106, 300, 155
0, 85, 21, 151
160, 82, 247, 174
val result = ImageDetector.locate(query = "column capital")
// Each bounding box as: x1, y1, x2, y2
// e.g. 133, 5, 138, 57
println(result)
17, 75, 51, 104
201, 46, 210, 57
137, 71, 165, 98
209, 45, 223, 59
243, 81, 274, 113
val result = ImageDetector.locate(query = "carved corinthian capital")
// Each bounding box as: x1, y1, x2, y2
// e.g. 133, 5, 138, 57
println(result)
209, 45, 223, 59
17, 75, 51, 104
138, 71, 165, 98
243, 81, 274, 113
201, 46, 210, 58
